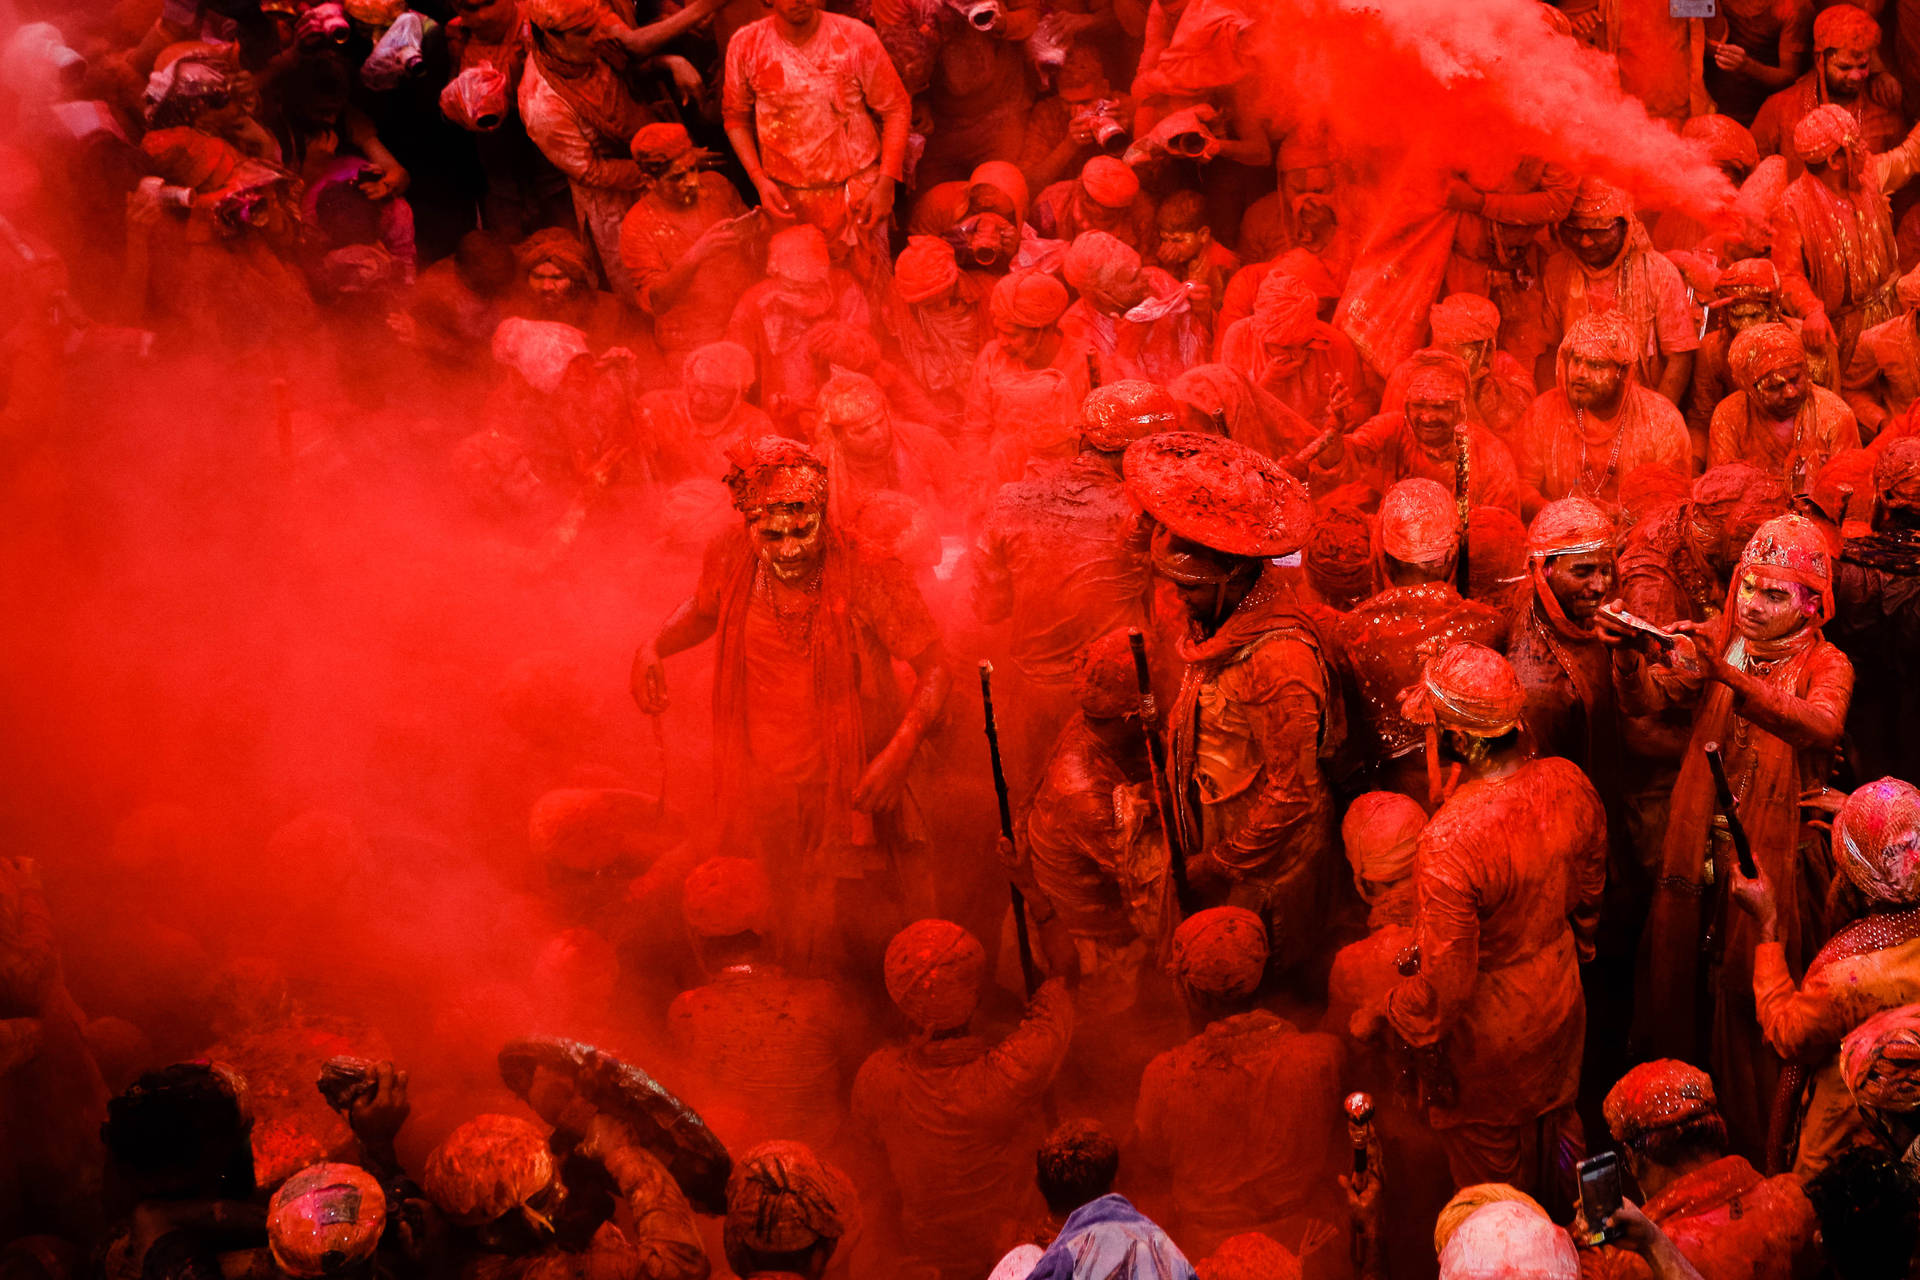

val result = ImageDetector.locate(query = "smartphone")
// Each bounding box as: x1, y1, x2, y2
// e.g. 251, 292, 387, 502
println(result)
1578, 1151, 1624, 1246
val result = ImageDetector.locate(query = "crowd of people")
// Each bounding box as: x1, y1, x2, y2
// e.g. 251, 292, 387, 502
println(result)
14, 0, 1920, 1276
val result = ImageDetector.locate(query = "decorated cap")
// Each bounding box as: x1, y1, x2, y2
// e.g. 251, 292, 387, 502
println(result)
1602, 1059, 1719, 1145
884, 920, 986, 1031
1169, 907, 1268, 1000
723, 437, 829, 514
1794, 103, 1861, 166
1563, 177, 1633, 230
1737, 512, 1833, 622
1123, 431, 1313, 559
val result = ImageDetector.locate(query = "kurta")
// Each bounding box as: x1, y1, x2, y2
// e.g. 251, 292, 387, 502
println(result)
1707, 384, 1861, 489
1516, 385, 1692, 509
1577, 1155, 1819, 1280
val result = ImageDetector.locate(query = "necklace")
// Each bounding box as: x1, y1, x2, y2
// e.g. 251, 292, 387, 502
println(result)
1573, 405, 1625, 499
757, 562, 823, 646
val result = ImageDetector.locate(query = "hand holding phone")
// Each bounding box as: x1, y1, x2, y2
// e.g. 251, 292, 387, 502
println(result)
1579, 1151, 1625, 1246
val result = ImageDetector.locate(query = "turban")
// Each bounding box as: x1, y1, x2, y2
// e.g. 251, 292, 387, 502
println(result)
1528, 497, 1613, 559
1124, 431, 1313, 558
1401, 349, 1472, 405
524, 0, 601, 29
894, 235, 961, 304
1429, 293, 1501, 347
1080, 155, 1139, 209
1693, 460, 1783, 516
1197, 1234, 1302, 1280
1468, 506, 1529, 602
1063, 231, 1142, 307
969, 160, 1031, 226
1814, 2, 1880, 56
270, 1162, 386, 1277
1432, 1185, 1548, 1256
724, 436, 829, 513
141, 126, 241, 193
1075, 629, 1141, 720
1794, 103, 1861, 165
1841, 1004, 1920, 1112
1438, 1202, 1578, 1280
683, 340, 756, 394
818, 369, 888, 427
1899, 268, 1920, 310
1715, 256, 1780, 301
1564, 177, 1633, 229
1737, 512, 1833, 622
514, 227, 593, 286
1169, 907, 1268, 999
1681, 114, 1759, 174
1403, 643, 1526, 738
1274, 248, 1338, 301
630, 121, 712, 172
724, 1141, 852, 1267
1603, 1059, 1719, 1145
1730, 322, 1807, 391
1341, 791, 1425, 886
423, 1115, 556, 1226
1378, 477, 1458, 565
1306, 505, 1377, 607
1560, 312, 1637, 368
804, 321, 878, 372
1835, 778, 1920, 906
682, 857, 774, 938
529, 788, 663, 874
1618, 463, 1691, 528
492, 318, 590, 395
1251, 271, 1320, 350
441, 64, 509, 131
343, 0, 405, 22
884, 920, 986, 1031
991, 269, 1070, 329
1812, 448, 1874, 523
1082, 379, 1179, 451
767, 225, 831, 285
1876, 437, 1920, 508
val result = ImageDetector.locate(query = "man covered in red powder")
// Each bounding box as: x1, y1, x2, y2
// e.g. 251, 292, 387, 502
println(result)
1060, 230, 1203, 386
886, 235, 986, 423
1517, 313, 1692, 513
1218, 270, 1375, 428
964, 270, 1094, 484
727, 224, 869, 427
1707, 321, 1860, 489
1428, 291, 1536, 446
812, 368, 960, 523
721, 0, 910, 282
1772, 104, 1920, 365
618, 122, 756, 366
1627, 513, 1853, 1155
1132, 907, 1345, 1256
1033, 155, 1157, 253
634, 340, 771, 486
1752, 4, 1903, 167
667, 857, 866, 1155
631, 438, 950, 972
1336, 478, 1506, 803
851, 919, 1072, 1280
1539, 178, 1698, 406
1687, 258, 1803, 462
1238, 129, 1354, 288
1353, 642, 1607, 1198
1124, 432, 1340, 976
1583, 1060, 1820, 1280
970, 382, 1161, 780
1842, 271, 1920, 436
1506, 496, 1620, 774
1442, 156, 1578, 363
1310, 349, 1526, 515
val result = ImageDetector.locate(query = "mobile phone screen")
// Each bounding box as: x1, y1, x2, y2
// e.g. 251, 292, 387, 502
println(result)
1578, 1152, 1623, 1246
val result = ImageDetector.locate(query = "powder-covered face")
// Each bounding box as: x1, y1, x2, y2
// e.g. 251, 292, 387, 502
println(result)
749, 503, 826, 583
1735, 571, 1811, 642
1543, 551, 1615, 624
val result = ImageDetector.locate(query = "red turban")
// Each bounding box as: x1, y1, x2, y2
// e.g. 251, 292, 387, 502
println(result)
1169, 906, 1268, 999
683, 857, 774, 937
1729, 322, 1807, 391
1681, 113, 1759, 174
631, 121, 712, 172
1876, 436, 1920, 509
1197, 1234, 1302, 1280
1811, 448, 1875, 523
1273, 248, 1338, 301
1714, 256, 1780, 302
1618, 463, 1691, 527
1378, 477, 1458, 565
1841, 1004, 1920, 1112
1736, 512, 1833, 622
1692, 461, 1784, 517
1429, 293, 1501, 347
894, 235, 960, 304
1251, 271, 1320, 350
1835, 778, 1920, 907
767, 225, 831, 285
1564, 177, 1633, 229
683, 340, 756, 393
990, 269, 1070, 329
1528, 497, 1613, 560
423, 1115, 555, 1226
1794, 103, 1862, 165
1814, 3, 1880, 56
817, 369, 888, 427
1560, 311, 1637, 367
1082, 379, 1179, 451
724, 437, 829, 513
1602, 1059, 1719, 1145
884, 920, 986, 1031
1075, 629, 1141, 720
1401, 349, 1472, 405
524, 0, 602, 29
1063, 231, 1142, 309
270, 1163, 386, 1278
1079, 155, 1139, 209
1402, 643, 1525, 738
805, 321, 879, 372
514, 227, 593, 287
1341, 791, 1426, 886
724, 1141, 852, 1265
1306, 505, 1377, 608
1468, 505, 1529, 602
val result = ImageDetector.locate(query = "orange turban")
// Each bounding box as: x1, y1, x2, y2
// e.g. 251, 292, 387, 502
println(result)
1794, 103, 1862, 165
1527, 497, 1613, 560
884, 920, 986, 1031
991, 269, 1070, 329
1341, 791, 1426, 887
1251, 271, 1320, 350
1402, 643, 1525, 738
1814, 3, 1880, 56
1080, 155, 1139, 209
682, 858, 774, 938
894, 235, 960, 304
1729, 322, 1806, 391
1378, 477, 1458, 565
1560, 311, 1637, 367
1429, 293, 1501, 347
1169, 907, 1268, 999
